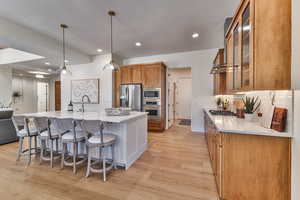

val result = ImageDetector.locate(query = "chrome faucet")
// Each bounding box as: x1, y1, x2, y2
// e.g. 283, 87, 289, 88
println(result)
81, 95, 91, 112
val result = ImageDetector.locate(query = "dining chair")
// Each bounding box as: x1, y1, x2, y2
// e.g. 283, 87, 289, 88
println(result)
82, 120, 117, 182
38, 118, 62, 168
60, 119, 87, 174
13, 116, 39, 165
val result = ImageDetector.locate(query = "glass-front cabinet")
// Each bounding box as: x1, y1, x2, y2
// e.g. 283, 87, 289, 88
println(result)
233, 23, 241, 90
241, 4, 251, 89
226, 1, 252, 93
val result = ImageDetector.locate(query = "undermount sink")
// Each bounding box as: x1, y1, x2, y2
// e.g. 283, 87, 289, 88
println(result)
105, 108, 131, 116
209, 110, 236, 116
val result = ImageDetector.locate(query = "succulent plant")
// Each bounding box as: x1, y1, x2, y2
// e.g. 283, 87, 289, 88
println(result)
243, 96, 261, 114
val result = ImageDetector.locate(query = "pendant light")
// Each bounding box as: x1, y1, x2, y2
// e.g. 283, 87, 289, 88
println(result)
103, 11, 120, 71
57, 24, 71, 75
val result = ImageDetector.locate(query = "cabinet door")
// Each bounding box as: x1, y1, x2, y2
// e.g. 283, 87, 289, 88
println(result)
241, 3, 252, 89
142, 64, 162, 88
233, 22, 242, 90
215, 132, 222, 196
131, 65, 142, 83
121, 66, 132, 84
226, 33, 234, 93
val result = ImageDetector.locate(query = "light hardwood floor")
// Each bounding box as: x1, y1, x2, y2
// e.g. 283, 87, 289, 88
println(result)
0, 126, 218, 200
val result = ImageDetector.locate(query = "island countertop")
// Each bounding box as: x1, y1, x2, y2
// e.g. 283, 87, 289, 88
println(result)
204, 108, 292, 138
16, 111, 148, 123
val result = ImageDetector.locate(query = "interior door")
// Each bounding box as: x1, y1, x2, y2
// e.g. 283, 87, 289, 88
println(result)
37, 82, 49, 112
176, 78, 192, 120
55, 81, 61, 111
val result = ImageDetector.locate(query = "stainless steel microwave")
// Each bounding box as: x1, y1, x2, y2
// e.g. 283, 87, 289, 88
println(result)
143, 88, 161, 100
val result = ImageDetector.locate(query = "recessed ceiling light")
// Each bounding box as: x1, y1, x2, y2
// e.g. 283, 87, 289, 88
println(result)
135, 42, 142, 47
97, 49, 103, 52
192, 33, 199, 38
28, 71, 50, 75
45, 62, 50, 65
35, 74, 44, 79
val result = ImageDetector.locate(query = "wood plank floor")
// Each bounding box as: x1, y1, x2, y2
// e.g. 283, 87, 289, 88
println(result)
0, 126, 218, 200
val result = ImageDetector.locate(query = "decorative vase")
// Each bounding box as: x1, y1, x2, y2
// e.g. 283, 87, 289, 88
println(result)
244, 113, 254, 122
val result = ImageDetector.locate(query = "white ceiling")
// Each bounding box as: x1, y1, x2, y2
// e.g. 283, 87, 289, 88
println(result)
0, 0, 239, 60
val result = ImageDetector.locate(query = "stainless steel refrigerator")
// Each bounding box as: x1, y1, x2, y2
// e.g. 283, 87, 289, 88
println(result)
120, 84, 142, 111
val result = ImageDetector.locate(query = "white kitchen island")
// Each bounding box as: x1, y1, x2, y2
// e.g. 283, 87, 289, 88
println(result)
18, 111, 148, 170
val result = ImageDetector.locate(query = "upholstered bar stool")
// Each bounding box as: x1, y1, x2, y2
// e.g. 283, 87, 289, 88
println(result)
13, 116, 39, 165
38, 118, 62, 168
83, 120, 117, 182
61, 119, 87, 174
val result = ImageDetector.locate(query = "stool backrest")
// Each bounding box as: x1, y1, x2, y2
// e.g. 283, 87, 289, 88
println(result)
12, 116, 33, 136
82, 120, 104, 144
33, 117, 48, 134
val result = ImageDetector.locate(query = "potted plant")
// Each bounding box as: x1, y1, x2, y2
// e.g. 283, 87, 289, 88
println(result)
216, 97, 222, 110
12, 91, 22, 103
243, 96, 261, 121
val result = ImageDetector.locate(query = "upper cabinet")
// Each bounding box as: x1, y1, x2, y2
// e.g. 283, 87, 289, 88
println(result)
225, 0, 291, 92
212, 49, 227, 95
141, 63, 163, 88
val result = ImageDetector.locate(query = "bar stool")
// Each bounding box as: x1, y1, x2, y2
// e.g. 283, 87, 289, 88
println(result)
38, 118, 62, 168
83, 120, 117, 182
61, 119, 87, 174
13, 116, 39, 165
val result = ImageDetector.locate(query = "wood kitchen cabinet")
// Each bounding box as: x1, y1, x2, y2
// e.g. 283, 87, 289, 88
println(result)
204, 112, 291, 200
113, 62, 167, 132
141, 63, 163, 88
225, 0, 291, 92
212, 49, 226, 95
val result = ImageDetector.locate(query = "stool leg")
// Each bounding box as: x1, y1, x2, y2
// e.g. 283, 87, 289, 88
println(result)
27, 136, 32, 166
50, 140, 54, 168
40, 139, 44, 164
17, 137, 23, 161
61, 143, 65, 169
102, 147, 106, 182
86, 146, 91, 178
111, 144, 116, 170
56, 139, 59, 153
73, 143, 77, 174
34, 136, 38, 156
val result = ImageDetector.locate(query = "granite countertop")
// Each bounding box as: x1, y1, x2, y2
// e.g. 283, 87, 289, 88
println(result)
204, 108, 292, 138
16, 111, 148, 123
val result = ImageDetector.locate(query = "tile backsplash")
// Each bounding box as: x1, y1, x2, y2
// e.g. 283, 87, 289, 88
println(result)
215, 90, 293, 135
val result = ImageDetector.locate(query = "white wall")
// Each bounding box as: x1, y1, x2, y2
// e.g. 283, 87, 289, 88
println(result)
291, 0, 300, 199
61, 54, 113, 112
0, 66, 12, 107
124, 49, 218, 132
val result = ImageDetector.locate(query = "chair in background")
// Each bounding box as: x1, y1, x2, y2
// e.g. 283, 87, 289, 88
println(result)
60, 119, 87, 174
83, 120, 117, 181
13, 116, 39, 165
38, 118, 62, 168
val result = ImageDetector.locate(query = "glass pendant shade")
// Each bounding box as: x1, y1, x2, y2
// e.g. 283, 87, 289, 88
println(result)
103, 60, 120, 71
103, 11, 120, 71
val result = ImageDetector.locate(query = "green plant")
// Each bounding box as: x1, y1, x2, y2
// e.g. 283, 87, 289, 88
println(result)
243, 96, 261, 114
216, 97, 222, 106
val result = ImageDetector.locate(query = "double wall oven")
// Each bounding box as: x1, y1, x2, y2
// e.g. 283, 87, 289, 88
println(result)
143, 88, 161, 121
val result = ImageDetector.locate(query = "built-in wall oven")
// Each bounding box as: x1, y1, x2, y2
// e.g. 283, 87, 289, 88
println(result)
143, 105, 161, 121
143, 88, 162, 121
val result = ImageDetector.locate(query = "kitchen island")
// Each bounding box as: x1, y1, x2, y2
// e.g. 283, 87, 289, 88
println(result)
18, 111, 148, 169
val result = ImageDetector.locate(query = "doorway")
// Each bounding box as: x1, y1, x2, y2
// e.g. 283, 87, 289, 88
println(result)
37, 82, 49, 112
168, 68, 192, 127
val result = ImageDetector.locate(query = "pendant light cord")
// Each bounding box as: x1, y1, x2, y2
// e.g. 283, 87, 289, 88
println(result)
63, 26, 65, 67
110, 14, 113, 55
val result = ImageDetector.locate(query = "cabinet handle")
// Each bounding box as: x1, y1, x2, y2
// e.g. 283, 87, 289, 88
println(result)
219, 145, 223, 148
